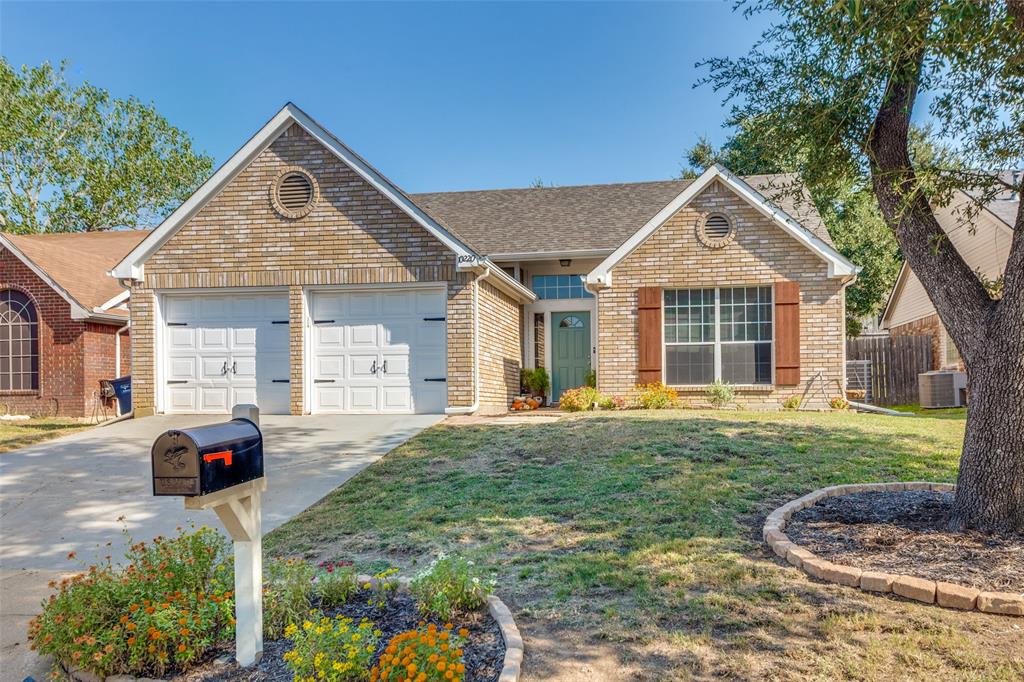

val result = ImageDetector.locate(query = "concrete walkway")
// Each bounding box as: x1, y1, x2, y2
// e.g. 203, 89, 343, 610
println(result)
0, 413, 441, 681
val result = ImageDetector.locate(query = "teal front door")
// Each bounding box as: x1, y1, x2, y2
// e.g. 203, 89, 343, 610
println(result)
552, 311, 591, 402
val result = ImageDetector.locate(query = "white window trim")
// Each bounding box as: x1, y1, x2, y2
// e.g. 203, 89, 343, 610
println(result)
661, 286, 776, 387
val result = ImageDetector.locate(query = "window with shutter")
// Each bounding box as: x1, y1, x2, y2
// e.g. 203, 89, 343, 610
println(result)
637, 287, 663, 383
774, 281, 800, 385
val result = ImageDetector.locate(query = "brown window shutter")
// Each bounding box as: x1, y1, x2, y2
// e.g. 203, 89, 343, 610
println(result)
774, 281, 800, 385
637, 287, 663, 384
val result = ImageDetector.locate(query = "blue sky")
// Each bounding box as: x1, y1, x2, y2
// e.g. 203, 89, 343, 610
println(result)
1, 1, 772, 193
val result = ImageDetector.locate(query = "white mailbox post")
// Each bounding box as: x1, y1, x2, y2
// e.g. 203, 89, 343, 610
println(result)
177, 404, 265, 666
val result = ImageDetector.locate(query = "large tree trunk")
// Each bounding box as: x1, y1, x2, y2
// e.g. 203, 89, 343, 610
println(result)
867, 46, 1024, 533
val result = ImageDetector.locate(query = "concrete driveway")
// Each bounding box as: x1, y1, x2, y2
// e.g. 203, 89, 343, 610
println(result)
0, 413, 442, 680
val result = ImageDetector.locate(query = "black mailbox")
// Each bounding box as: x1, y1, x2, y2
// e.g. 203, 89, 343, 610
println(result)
151, 418, 263, 496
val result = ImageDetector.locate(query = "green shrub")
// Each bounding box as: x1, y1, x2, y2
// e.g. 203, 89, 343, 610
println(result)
315, 561, 359, 606
705, 380, 735, 409
28, 527, 234, 678
521, 367, 550, 396
558, 386, 600, 412
584, 368, 597, 388
371, 623, 469, 682
409, 554, 495, 621
283, 612, 380, 681
596, 393, 615, 410
635, 382, 679, 409
264, 557, 315, 639
782, 395, 801, 410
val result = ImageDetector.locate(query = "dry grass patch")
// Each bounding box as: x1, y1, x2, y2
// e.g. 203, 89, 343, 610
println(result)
267, 409, 1022, 681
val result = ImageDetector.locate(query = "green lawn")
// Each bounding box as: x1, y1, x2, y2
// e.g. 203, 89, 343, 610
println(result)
267, 409, 1023, 681
0, 417, 87, 453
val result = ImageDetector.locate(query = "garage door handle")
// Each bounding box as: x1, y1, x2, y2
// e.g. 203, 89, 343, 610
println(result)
272, 320, 289, 325
424, 378, 447, 382
272, 379, 290, 383
314, 379, 335, 383
313, 319, 335, 324
423, 317, 446, 322
167, 322, 187, 327
167, 380, 188, 385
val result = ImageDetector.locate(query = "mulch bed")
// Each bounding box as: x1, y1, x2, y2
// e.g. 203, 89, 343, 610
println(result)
785, 490, 1024, 593
178, 593, 504, 681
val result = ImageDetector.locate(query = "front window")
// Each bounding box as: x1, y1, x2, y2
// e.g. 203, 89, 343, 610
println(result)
531, 274, 593, 300
0, 290, 39, 391
664, 286, 773, 385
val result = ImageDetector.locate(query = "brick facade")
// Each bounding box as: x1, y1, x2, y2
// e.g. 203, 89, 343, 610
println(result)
130, 124, 476, 415
0, 248, 128, 417
596, 180, 847, 409
477, 279, 522, 413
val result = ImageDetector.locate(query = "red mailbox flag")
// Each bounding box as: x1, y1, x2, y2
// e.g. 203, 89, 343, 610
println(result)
203, 450, 233, 466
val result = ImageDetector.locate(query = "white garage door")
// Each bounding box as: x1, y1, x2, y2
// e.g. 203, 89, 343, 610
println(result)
310, 288, 447, 414
162, 292, 291, 414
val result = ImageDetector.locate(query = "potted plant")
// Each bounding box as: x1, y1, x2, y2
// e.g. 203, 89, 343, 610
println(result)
522, 367, 550, 406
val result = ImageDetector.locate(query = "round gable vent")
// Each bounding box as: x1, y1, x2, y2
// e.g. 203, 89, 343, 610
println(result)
697, 211, 736, 248
271, 167, 318, 219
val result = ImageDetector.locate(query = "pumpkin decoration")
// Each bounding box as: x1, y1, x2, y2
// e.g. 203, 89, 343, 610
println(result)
526, 397, 540, 409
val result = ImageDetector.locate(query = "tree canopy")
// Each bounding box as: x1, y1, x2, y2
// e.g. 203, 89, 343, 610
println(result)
0, 59, 213, 233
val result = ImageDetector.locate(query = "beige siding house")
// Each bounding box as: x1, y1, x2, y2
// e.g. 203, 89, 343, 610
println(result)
882, 189, 1017, 369
113, 104, 858, 416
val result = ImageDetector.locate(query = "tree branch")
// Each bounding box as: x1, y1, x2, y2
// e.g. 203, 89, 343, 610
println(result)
866, 48, 994, 365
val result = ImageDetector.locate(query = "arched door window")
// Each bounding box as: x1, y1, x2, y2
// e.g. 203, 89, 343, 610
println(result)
0, 290, 38, 391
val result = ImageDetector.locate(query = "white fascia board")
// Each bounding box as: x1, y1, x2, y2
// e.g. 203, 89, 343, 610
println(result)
96, 289, 130, 312
461, 256, 537, 303
0, 233, 94, 320
488, 249, 615, 263
112, 103, 480, 280
586, 164, 859, 287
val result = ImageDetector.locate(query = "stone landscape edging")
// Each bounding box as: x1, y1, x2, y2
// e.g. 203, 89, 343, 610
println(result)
763, 482, 1024, 618
64, 575, 524, 682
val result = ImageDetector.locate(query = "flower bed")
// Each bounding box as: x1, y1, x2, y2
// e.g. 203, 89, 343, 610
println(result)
762, 482, 1024, 617
37, 534, 522, 682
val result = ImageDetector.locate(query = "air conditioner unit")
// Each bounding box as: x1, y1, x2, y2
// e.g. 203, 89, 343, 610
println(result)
918, 370, 968, 408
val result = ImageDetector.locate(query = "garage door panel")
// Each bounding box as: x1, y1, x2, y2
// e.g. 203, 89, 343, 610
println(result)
415, 290, 447, 315
348, 324, 378, 347
168, 387, 197, 412
199, 356, 229, 381
162, 292, 289, 415
381, 386, 411, 411
348, 386, 378, 411
310, 288, 447, 415
167, 357, 197, 381
167, 327, 195, 348
348, 293, 380, 317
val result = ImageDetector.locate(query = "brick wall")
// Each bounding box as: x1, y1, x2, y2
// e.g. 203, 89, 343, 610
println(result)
596, 180, 847, 409
131, 123, 475, 415
0, 248, 127, 417
477, 279, 522, 413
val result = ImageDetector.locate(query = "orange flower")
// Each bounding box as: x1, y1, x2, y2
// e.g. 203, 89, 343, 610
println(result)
126, 623, 136, 631
458, 627, 469, 637
145, 606, 155, 615
119, 615, 129, 624
177, 643, 186, 653
127, 637, 137, 646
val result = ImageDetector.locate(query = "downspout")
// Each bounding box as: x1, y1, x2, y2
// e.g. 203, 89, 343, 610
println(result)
115, 320, 130, 377
444, 266, 490, 415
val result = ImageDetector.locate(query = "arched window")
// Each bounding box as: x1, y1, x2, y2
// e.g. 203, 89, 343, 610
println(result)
0, 290, 38, 391
559, 315, 585, 328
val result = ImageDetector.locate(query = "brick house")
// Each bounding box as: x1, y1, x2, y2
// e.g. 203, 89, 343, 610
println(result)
112, 104, 858, 417
881, 183, 1016, 369
0, 230, 149, 417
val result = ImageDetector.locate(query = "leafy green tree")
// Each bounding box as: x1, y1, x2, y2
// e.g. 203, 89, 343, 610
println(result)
700, 1, 1024, 532
0, 59, 212, 233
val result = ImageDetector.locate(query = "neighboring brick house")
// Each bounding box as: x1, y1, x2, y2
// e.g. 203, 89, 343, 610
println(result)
881, 184, 1016, 369
113, 103, 858, 417
0, 230, 149, 417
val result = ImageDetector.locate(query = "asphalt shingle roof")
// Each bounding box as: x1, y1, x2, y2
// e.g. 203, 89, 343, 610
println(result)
411, 174, 833, 257
4, 230, 150, 316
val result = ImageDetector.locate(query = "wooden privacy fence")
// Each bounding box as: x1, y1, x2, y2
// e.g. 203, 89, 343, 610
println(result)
846, 334, 932, 406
